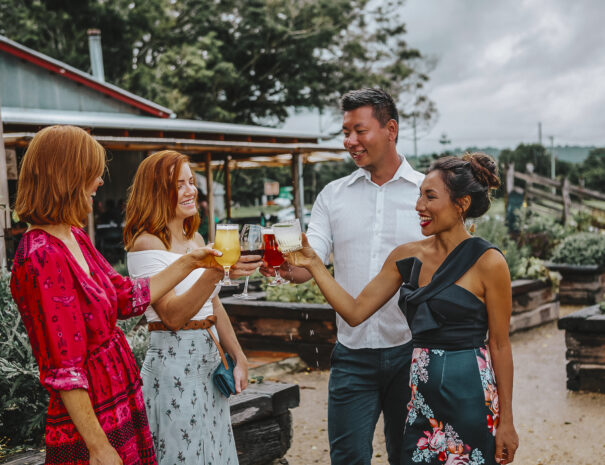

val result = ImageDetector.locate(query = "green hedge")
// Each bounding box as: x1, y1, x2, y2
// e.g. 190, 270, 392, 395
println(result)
551, 233, 605, 266
0, 272, 47, 448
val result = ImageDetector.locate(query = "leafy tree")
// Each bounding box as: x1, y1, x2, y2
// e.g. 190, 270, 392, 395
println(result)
0, 0, 169, 85
576, 148, 605, 191
0, 0, 435, 126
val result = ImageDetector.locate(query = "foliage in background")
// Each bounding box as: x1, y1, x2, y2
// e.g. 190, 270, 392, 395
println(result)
0, 272, 47, 448
512, 208, 569, 259
550, 232, 605, 266
116, 318, 149, 369
264, 278, 328, 305
474, 216, 557, 285
0, 0, 436, 127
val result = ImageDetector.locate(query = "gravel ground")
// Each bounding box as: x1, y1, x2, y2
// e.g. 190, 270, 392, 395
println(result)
280, 305, 605, 465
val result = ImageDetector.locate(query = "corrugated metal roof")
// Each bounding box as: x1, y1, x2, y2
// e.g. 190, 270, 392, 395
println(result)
2, 107, 332, 141
0, 34, 174, 118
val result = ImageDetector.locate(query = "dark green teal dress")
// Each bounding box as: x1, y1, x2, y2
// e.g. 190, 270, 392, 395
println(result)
397, 237, 500, 465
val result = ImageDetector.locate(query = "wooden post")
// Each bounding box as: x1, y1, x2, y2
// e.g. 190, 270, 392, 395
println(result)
562, 177, 571, 224
205, 152, 215, 241
291, 152, 305, 228
0, 101, 10, 268
87, 211, 95, 246
505, 163, 514, 211
224, 155, 232, 221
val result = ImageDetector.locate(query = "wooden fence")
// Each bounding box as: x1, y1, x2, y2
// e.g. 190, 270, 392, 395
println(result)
505, 164, 605, 226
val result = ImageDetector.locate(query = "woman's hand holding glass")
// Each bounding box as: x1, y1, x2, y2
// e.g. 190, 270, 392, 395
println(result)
184, 245, 224, 271
283, 233, 321, 270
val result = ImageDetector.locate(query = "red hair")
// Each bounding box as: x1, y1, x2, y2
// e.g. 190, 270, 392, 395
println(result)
123, 151, 200, 250
15, 125, 105, 226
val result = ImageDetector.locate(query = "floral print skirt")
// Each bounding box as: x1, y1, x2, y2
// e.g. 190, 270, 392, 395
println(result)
140, 330, 238, 465
403, 346, 499, 465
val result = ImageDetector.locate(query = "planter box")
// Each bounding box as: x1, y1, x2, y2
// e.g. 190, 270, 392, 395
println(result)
224, 281, 559, 366
546, 263, 605, 305
3, 382, 300, 465
510, 279, 559, 333
558, 305, 605, 393
222, 292, 336, 369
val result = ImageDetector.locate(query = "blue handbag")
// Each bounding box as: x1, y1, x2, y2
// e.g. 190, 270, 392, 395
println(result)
213, 353, 236, 397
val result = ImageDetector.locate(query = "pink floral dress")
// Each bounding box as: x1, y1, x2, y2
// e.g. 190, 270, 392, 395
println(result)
10, 228, 156, 465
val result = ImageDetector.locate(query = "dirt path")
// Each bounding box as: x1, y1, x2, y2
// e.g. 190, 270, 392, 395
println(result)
281, 306, 605, 465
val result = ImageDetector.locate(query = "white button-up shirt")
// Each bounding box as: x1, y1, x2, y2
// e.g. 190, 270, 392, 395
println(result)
306, 156, 425, 349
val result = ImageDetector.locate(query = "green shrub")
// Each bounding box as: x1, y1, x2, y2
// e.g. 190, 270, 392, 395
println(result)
0, 272, 47, 447
264, 279, 328, 304
475, 216, 557, 286
550, 233, 605, 266
117, 318, 149, 369
512, 209, 569, 259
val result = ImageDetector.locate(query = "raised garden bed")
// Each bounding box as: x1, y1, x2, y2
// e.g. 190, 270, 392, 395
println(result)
510, 279, 559, 333
224, 280, 557, 366
2, 382, 299, 465
222, 292, 336, 369
545, 263, 605, 305
558, 305, 605, 393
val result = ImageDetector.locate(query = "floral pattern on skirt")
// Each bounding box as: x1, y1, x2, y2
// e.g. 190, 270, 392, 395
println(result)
403, 347, 499, 465
141, 330, 238, 465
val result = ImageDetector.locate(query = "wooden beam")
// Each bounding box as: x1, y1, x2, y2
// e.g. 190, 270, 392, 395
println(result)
205, 152, 215, 241
291, 152, 304, 227
225, 155, 232, 220
0, 101, 10, 268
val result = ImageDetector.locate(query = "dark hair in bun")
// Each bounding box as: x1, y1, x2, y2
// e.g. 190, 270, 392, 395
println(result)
427, 152, 500, 219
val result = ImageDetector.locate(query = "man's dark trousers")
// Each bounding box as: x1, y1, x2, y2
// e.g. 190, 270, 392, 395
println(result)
328, 340, 413, 465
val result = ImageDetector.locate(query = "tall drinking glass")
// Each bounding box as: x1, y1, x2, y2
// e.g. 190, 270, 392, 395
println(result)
233, 224, 264, 299
263, 228, 289, 286
214, 224, 241, 286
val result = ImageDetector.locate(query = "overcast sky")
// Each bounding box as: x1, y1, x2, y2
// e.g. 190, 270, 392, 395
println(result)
284, 0, 605, 155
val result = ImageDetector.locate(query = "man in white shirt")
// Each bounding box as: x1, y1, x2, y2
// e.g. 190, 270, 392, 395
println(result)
274, 88, 424, 464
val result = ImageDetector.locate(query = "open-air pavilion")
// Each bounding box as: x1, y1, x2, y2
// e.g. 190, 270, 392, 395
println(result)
0, 33, 344, 265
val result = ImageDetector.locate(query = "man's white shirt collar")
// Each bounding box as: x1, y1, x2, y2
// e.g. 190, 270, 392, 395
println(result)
346, 155, 423, 187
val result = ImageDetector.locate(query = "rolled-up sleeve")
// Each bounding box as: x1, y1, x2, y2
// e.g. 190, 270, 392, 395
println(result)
17, 255, 90, 392
306, 187, 333, 264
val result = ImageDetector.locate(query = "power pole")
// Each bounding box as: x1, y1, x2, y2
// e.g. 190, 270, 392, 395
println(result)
549, 135, 556, 194
538, 122, 542, 145
412, 112, 418, 157
549, 135, 555, 179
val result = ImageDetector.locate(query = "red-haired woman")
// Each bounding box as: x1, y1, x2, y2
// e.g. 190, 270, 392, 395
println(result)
124, 150, 259, 465
11, 126, 222, 465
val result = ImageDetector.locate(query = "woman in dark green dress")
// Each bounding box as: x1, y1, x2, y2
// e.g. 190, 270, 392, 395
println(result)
286, 153, 519, 465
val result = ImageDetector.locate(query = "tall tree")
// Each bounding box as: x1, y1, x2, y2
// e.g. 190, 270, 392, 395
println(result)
0, 0, 435, 126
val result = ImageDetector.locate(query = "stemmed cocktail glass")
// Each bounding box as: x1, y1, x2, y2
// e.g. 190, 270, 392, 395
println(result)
263, 228, 289, 286
233, 224, 264, 299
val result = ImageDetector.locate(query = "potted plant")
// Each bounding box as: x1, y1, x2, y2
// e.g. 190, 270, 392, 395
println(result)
557, 301, 605, 392
546, 233, 605, 305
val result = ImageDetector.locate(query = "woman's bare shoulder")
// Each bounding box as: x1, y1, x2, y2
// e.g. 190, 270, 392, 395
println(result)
193, 232, 206, 247
130, 233, 167, 252
388, 237, 431, 262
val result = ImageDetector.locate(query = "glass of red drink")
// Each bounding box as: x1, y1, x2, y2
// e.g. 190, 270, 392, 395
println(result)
263, 228, 289, 286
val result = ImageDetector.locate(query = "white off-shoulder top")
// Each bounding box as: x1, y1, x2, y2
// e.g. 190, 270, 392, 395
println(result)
127, 250, 220, 329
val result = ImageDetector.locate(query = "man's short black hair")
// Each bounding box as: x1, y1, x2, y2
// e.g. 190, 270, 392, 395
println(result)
340, 88, 399, 127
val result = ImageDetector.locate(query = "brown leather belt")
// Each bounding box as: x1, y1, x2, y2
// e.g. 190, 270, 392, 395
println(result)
148, 315, 229, 369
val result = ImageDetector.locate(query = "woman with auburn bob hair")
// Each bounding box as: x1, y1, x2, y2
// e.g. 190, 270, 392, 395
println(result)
124, 150, 259, 465
11, 126, 223, 465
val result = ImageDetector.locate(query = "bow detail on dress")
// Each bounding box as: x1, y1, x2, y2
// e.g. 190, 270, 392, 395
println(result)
396, 237, 498, 336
